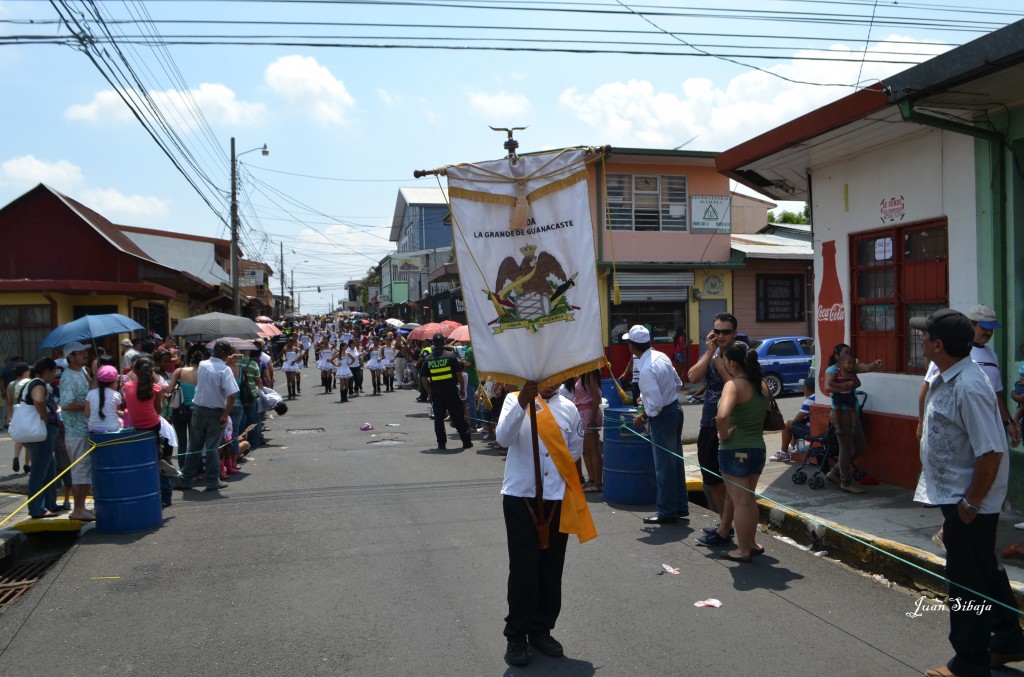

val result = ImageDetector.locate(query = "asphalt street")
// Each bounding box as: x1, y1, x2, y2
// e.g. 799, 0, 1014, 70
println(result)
0, 373, 958, 676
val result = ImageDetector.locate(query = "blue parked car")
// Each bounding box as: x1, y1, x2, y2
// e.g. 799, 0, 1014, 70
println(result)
749, 336, 814, 397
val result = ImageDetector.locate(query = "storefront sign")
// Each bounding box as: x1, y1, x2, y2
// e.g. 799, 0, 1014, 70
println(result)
691, 195, 732, 233
880, 196, 905, 223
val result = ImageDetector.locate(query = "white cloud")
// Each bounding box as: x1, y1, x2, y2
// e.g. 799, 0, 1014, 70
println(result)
0, 155, 84, 189
559, 35, 951, 151
80, 187, 171, 223
65, 83, 267, 131
0, 155, 168, 223
264, 55, 356, 125
468, 90, 531, 119
376, 89, 399, 106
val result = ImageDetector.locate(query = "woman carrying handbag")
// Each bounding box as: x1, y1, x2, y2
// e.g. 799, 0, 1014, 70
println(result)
19, 358, 64, 519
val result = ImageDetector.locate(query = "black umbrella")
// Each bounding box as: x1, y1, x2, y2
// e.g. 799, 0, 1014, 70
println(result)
171, 312, 261, 341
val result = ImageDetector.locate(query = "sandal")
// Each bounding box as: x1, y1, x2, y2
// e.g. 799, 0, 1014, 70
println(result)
583, 483, 602, 493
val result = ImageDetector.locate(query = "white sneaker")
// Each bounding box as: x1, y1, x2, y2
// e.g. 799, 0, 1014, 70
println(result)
1015, 522, 1024, 530
159, 459, 181, 477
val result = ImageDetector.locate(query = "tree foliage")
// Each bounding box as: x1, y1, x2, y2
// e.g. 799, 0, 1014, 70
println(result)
768, 204, 809, 224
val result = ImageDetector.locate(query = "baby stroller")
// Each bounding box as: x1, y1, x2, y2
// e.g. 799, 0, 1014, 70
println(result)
791, 391, 868, 489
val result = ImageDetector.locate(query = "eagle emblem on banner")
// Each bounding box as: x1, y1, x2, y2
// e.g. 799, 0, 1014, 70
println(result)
488, 244, 578, 333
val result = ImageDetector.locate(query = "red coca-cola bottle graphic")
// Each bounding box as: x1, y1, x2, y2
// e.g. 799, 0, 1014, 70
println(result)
816, 240, 846, 394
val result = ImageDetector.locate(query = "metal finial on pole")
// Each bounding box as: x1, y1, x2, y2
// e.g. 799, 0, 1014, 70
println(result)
489, 126, 527, 161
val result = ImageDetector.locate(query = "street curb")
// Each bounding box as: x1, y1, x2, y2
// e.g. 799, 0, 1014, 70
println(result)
0, 527, 26, 565
756, 499, 1024, 607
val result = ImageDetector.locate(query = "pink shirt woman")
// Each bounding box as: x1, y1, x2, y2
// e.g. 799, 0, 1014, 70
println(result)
122, 378, 163, 430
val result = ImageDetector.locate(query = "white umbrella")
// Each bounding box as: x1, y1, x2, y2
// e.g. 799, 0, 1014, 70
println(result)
384, 318, 404, 328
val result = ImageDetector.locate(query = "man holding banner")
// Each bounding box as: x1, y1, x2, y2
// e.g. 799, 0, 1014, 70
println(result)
440, 145, 607, 665
496, 379, 588, 666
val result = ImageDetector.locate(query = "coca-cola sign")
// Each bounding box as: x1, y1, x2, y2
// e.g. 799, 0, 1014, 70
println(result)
817, 303, 846, 322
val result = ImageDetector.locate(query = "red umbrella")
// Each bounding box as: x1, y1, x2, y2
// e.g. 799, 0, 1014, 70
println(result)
257, 323, 282, 338
440, 320, 462, 329
448, 325, 470, 342
408, 322, 455, 341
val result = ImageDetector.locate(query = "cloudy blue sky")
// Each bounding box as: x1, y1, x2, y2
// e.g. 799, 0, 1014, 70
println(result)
1, 0, 1019, 312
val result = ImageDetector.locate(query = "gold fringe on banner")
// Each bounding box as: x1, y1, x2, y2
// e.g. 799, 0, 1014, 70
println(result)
479, 356, 607, 393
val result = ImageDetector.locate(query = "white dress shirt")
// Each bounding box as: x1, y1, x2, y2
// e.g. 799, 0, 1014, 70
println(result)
914, 356, 1008, 514
497, 391, 584, 500
637, 349, 681, 418
192, 356, 240, 409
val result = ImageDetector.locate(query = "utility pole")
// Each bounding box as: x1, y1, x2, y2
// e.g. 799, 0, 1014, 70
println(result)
290, 268, 294, 313
230, 137, 269, 316
279, 241, 285, 316
230, 137, 239, 316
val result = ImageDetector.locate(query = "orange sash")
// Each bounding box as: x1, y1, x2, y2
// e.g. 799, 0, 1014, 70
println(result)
534, 397, 598, 544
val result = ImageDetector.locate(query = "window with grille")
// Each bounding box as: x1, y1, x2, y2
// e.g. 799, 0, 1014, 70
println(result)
0, 305, 53, 364
607, 174, 687, 231
850, 219, 947, 374
756, 274, 805, 322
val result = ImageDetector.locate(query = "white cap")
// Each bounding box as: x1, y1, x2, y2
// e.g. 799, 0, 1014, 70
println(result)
63, 341, 89, 355
623, 325, 651, 343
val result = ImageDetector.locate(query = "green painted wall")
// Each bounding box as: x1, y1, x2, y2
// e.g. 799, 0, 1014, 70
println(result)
979, 108, 1024, 508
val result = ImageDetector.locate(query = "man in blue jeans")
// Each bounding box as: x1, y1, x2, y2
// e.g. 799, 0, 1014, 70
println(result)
178, 341, 238, 492
626, 325, 686, 524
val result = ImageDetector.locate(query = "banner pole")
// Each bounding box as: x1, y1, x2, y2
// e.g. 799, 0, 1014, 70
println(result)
529, 398, 550, 550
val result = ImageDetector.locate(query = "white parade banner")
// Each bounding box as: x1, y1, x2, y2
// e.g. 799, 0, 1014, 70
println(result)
445, 148, 605, 388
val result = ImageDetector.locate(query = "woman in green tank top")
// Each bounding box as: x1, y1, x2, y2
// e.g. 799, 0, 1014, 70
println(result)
715, 342, 770, 562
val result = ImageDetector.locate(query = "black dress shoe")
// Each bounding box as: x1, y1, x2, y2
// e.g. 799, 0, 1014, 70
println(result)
504, 638, 530, 666
643, 514, 678, 524
529, 633, 564, 658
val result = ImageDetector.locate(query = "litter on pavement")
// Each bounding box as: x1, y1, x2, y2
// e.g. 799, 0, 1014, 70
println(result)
660, 563, 680, 575
694, 599, 723, 608
360, 423, 374, 431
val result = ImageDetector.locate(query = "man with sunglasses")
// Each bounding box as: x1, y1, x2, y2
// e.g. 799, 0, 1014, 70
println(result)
689, 312, 739, 547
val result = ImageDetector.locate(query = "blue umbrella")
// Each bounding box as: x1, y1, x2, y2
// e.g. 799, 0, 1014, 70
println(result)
40, 313, 144, 349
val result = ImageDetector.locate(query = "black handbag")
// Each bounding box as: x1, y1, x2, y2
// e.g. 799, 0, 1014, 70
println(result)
763, 382, 785, 431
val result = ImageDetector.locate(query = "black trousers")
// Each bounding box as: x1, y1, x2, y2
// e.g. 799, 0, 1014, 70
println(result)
941, 504, 1024, 677
430, 386, 469, 446
503, 495, 568, 639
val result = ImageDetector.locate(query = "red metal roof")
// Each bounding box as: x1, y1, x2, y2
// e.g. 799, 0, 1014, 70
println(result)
0, 278, 176, 299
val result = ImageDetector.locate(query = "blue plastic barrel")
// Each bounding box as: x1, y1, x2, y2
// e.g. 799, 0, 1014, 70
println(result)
90, 429, 163, 533
602, 407, 656, 504
601, 378, 623, 409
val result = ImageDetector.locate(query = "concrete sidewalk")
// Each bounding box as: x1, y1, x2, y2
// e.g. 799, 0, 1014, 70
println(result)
705, 431, 1024, 602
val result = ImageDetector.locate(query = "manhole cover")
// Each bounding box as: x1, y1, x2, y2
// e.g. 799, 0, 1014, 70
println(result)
367, 439, 404, 446
287, 428, 325, 434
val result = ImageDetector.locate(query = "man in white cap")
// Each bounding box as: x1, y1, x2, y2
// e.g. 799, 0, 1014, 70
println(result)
626, 325, 686, 524
121, 337, 140, 373
59, 341, 94, 521
919, 304, 1019, 447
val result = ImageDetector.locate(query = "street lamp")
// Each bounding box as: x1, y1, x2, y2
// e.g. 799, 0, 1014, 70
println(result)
231, 137, 269, 316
